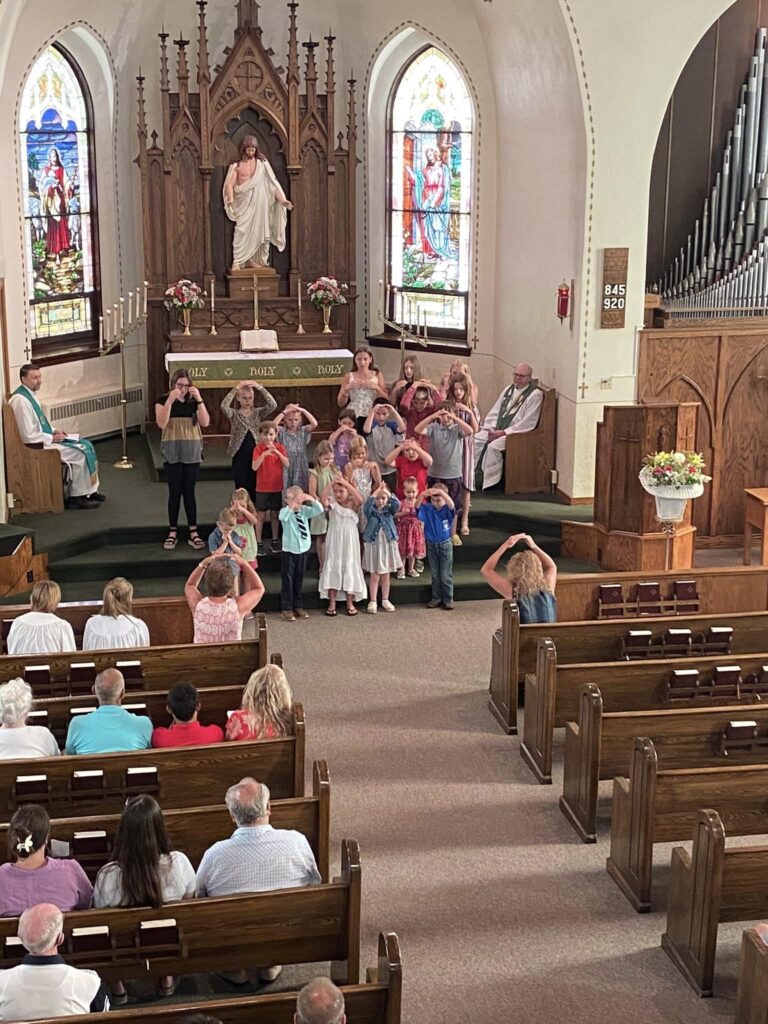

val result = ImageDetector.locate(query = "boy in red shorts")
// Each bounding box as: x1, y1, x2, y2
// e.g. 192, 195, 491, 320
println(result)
252, 420, 289, 553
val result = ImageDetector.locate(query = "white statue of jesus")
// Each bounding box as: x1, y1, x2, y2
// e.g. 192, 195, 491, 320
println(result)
223, 135, 293, 270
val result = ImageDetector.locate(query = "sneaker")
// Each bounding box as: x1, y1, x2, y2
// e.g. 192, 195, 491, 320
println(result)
427, 599, 441, 608
451, 535, 462, 546
258, 966, 283, 983
366, 601, 377, 614
443, 602, 455, 610
271, 539, 282, 553
396, 568, 405, 579
294, 609, 309, 619
407, 568, 419, 577
415, 559, 425, 573
381, 599, 396, 612
280, 611, 295, 621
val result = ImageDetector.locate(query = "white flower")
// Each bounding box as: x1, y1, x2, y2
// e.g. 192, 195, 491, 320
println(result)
673, 452, 686, 465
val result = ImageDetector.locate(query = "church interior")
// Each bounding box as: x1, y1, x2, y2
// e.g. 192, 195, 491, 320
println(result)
1, 0, 768, 1021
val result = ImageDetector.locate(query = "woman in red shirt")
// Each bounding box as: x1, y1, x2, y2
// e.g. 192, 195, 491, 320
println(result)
225, 663, 294, 742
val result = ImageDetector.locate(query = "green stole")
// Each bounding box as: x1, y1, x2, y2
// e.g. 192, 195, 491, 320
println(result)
13, 385, 97, 476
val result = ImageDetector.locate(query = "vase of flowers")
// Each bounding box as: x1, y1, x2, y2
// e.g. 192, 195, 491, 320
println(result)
164, 279, 205, 336
307, 276, 347, 334
638, 450, 712, 522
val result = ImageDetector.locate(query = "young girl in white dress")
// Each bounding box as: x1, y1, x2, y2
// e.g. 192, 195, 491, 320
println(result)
362, 482, 402, 613
344, 437, 381, 533
318, 476, 367, 616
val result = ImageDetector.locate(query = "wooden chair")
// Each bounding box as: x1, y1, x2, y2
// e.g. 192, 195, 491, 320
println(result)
0, 838, 361, 985
662, 810, 768, 997
23, 931, 402, 1024
504, 385, 556, 495
2, 404, 64, 515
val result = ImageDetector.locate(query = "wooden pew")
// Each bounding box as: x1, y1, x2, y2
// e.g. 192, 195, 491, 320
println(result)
0, 596, 200, 649
0, 759, 331, 883
0, 838, 361, 985
489, 599, 768, 734
520, 640, 768, 783
661, 810, 768, 997
735, 928, 768, 1024
606, 738, 768, 912
27, 684, 245, 748
29, 931, 402, 1024
560, 684, 768, 842
0, 702, 305, 815
0, 634, 268, 694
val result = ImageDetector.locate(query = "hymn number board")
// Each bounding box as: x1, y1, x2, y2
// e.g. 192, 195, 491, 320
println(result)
600, 247, 629, 329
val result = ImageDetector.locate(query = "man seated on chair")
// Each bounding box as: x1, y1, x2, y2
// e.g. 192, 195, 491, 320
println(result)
9, 363, 105, 510
474, 362, 543, 490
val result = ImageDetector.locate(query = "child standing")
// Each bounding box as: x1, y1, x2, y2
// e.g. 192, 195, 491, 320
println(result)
362, 483, 402, 613
328, 408, 358, 471
418, 484, 456, 610
274, 403, 318, 492
447, 374, 479, 536
415, 402, 474, 545
318, 476, 367, 616
308, 440, 337, 571
208, 508, 247, 588
363, 399, 406, 488
395, 476, 426, 579
252, 420, 289, 553
230, 488, 259, 569
278, 486, 324, 621
385, 437, 433, 498
344, 437, 381, 532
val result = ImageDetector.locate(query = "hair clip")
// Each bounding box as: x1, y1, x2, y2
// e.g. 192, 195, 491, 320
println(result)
16, 834, 34, 854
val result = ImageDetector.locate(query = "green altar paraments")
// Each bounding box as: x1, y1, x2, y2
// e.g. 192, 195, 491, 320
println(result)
165, 352, 354, 388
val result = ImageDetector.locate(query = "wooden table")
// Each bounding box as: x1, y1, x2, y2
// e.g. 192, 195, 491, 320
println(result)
743, 487, 768, 564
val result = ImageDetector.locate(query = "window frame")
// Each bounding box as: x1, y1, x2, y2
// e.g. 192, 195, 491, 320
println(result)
383, 45, 474, 349
20, 43, 102, 367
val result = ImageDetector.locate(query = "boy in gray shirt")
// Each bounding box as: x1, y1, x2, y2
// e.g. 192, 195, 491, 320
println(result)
415, 402, 474, 544
363, 399, 406, 485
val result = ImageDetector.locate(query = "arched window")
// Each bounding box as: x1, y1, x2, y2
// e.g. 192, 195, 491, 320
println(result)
19, 44, 100, 361
388, 46, 473, 341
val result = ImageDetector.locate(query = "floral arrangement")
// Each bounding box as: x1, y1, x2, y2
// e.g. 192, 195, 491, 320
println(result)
639, 450, 712, 488
307, 276, 348, 309
163, 279, 205, 311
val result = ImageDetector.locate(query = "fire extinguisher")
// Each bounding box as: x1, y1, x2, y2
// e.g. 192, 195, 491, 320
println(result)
557, 280, 571, 324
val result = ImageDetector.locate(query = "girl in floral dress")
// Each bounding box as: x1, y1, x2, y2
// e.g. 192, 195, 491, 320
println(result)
275, 403, 318, 492
395, 476, 426, 578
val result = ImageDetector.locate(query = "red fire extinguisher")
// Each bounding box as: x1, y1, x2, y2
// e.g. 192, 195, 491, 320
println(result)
557, 280, 571, 324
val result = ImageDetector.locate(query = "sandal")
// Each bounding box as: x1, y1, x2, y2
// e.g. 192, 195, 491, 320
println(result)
163, 533, 178, 550
325, 608, 338, 617
188, 531, 205, 550
346, 606, 358, 616
460, 525, 470, 536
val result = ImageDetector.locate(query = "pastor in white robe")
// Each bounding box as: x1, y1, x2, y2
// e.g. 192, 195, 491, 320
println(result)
474, 386, 544, 489
8, 391, 100, 498
223, 157, 288, 268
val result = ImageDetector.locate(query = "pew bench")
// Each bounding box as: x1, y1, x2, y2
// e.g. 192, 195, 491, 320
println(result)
0, 635, 268, 695
735, 927, 768, 1023
606, 737, 768, 912
0, 838, 361, 985
0, 759, 331, 883
560, 684, 768, 842
0, 702, 305, 816
662, 810, 768, 997
489, 599, 768, 734
29, 931, 402, 1024
520, 639, 768, 783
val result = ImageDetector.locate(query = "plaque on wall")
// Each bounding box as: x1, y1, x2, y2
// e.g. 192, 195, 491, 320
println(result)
600, 247, 629, 329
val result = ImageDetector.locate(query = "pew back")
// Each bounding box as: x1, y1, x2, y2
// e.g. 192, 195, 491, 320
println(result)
736, 928, 768, 1024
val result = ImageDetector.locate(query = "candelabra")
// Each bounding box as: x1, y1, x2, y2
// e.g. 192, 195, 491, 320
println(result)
377, 279, 428, 360
98, 282, 149, 470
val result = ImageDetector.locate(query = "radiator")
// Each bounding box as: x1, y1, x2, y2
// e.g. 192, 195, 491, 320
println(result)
48, 386, 144, 420
48, 386, 145, 438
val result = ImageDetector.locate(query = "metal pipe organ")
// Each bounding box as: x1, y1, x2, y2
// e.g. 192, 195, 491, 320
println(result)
655, 28, 768, 318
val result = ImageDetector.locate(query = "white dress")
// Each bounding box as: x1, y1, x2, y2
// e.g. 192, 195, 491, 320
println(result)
82, 614, 150, 651
318, 499, 367, 601
6, 612, 76, 655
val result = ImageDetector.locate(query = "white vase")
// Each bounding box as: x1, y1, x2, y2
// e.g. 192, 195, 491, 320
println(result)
638, 470, 704, 523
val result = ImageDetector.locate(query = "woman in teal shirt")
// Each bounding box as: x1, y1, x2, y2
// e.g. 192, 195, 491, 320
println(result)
480, 532, 557, 623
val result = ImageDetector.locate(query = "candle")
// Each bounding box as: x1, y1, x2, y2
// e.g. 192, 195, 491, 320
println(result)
119, 297, 125, 332
105, 309, 112, 345
128, 292, 134, 330
386, 283, 391, 318
135, 286, 141, 323
378, 278, 384, 315
210, 279, 215, 312
400, 292, 404, 326
98, 315, 104, 350
253, 274, 259, 328
112, 303, 118, 337
143, 281, 148, 315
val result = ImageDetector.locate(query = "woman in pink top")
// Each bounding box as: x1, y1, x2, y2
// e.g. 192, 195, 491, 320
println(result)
226, 663, 293, 741
0, 804, 92, 916
185, 555, 264, 643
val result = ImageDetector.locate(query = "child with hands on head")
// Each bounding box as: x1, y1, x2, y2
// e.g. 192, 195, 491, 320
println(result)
384, 436, 433, 498
344, 436, 381, 532
252, 420, 289, 553
415, 402, 473, 545
362, 481, 402, 613
278, 486, 325, 621
274, 403, 318, 492
308, 440, 338, 571
417, 483, 457, 610
445, 374, 479, 536
328, 408, 358, 471
318, 475, 367, 616
363, 399, 406, 487
394, 475, 426, 579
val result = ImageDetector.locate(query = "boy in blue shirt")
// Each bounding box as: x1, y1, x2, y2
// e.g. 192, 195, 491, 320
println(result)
278, 486, 324, 620
417, 484, 456, 609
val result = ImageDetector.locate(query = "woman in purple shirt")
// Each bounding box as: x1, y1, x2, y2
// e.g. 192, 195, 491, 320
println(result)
0, 805, 92, 917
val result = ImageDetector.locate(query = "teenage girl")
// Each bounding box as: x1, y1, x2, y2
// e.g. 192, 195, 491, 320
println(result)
447, 374, 479, 535
337, 346, 388, 431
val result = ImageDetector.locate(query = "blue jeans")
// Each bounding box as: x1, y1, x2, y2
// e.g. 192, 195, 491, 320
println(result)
426, 540, 453, 604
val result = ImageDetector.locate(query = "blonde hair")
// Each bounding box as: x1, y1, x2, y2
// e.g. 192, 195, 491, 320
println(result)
349, 437, 368, 458
29, 580, 61, 614
506, 550, 549, 597
217, 508, 237, 528
314, 439, 334, 460
231, 488, 256, 515
101, 577, 134, 618
240, 664, 293, 737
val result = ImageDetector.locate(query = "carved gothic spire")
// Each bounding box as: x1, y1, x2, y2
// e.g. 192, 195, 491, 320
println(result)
197, 0, 210, 84
237, 0, 261, 36
174, 32, 190, 108
136, 68, 147, 143
347, 73, 358, 147
159, 26, 170, 92
325, 29, 335, 96
303, 38, 318, 108
287, 2, 300, 86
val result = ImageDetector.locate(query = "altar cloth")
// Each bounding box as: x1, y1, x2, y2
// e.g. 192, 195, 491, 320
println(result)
164, 349, 354, 388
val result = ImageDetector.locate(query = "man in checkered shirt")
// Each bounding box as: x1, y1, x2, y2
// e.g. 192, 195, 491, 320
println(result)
196, 775, 321, 983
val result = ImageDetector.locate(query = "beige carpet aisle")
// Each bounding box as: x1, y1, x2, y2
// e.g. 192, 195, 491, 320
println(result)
267, 600, 741, 1023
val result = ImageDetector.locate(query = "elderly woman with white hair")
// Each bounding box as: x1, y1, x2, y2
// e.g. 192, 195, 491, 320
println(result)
0, 678, 59, 759
6, 580, 76, 655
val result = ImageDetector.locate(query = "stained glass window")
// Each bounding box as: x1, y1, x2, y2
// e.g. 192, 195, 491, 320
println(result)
388, 47, 473, 338
19, 45, 99, 355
